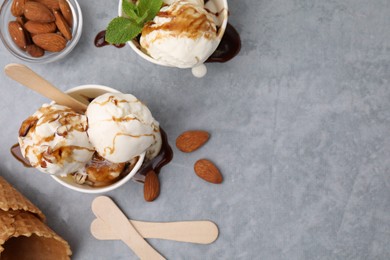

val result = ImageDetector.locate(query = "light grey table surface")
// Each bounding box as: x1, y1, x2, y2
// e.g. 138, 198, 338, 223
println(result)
1, 0, 390, 259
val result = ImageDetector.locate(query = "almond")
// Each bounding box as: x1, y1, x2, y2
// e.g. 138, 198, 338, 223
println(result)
33, 0, 60, 10
32, 33, 66, 52
144, 170, 160, 202
54, 10, 72, 40
24, 21, 57, 34
176, 130, 210, 153
24, 1, 55, 23
11, 0, 26, 17
59, 0, 72, 27
8, 21, 27, 50
26, 44, 44, 57
194, 159, 223, 184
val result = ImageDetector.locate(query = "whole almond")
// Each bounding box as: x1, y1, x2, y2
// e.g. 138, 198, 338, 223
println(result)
176, 130, 210, 153
24, 1, 55, 23
11, 0, 26, 17
26, 44, 44, 57
59, 0, 73, 27
144, 170, 160, 202
194, 159, 223, 184
54, 10, 72, 40
8, 21, 27, 50
24, 21, 56, 34
33, 0, 60, 10
32, 33, 66, 52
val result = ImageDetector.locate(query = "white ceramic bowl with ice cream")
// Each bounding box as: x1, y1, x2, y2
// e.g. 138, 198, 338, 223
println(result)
118, 0, 228, 77
17, 85, 162, 193
52, 85, 149, 193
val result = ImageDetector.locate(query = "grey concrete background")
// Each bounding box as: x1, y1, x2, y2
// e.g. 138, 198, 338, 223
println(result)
1, 0, 390, 259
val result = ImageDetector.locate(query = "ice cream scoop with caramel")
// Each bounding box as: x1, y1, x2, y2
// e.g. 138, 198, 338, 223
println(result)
140, 0, 219, 68
18, 104, 94, 176
86, 93, 162, 163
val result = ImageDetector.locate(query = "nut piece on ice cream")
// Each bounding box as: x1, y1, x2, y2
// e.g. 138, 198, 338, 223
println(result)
86, 93, 162, 163
18, 104, 94, 176
140, 0, 219, 68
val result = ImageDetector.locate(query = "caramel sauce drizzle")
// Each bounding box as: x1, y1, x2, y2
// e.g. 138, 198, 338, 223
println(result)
142, 3, 217, 44
103, 132, 155, 156
111, 116, 138, 123
18, 105, 93, 169
29, 145, 94, 169
94, 95, 141, 106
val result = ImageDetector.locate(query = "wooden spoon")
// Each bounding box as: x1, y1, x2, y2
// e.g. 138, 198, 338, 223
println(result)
92, 196, 165, 260
4, 63, 87, 113
91, 218, 219, 244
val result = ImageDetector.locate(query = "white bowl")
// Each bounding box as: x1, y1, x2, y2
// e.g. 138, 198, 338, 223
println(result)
51, 85, 146, 194
118, 0, 228, 77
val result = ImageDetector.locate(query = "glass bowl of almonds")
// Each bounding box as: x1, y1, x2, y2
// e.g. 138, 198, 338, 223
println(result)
0, 0, 82, 63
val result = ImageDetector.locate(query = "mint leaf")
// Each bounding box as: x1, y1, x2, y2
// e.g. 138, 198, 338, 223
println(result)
122, 0, 139, 20
136, 10, 148, 24
106, 17, 142, 44
138, 0, 162, 22
106, 0, 163, 44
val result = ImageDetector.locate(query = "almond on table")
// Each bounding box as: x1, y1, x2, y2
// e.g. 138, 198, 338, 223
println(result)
176, 130, 210, 153
144, 170, 160, 202
194, 159, 223, 184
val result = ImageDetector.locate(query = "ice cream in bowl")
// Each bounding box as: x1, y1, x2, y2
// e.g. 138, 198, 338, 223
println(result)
108, 0, 228, 77
12, 85, 169, 194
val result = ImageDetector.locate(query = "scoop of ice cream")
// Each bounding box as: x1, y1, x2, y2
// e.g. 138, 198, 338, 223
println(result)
86, 93, 162, 163
18, 104, 94, 176
140, 0, 218, 68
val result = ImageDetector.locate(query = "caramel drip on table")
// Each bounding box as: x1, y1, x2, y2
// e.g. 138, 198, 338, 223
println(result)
94, 30, 126, 48
132, 128, 173, 183
11, 143, 32, 167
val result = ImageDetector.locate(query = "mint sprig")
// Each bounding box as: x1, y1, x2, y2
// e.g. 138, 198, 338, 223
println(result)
106, 0, 163, 44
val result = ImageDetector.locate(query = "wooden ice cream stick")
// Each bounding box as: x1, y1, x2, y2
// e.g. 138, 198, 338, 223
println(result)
92, 196, 165, 260
91, 218, 219, 244
4, 63, 88, 113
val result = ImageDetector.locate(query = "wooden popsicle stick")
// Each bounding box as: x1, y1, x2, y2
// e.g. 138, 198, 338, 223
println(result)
91, 218, 219, 244
91, 196, 165, 260
4, 63, 88, 113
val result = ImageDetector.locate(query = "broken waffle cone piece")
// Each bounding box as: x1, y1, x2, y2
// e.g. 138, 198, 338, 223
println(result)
0, 177, 71, 259
0, 176, 45, 221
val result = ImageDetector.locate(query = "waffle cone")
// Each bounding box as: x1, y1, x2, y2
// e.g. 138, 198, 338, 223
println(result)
0, 177, 45, 221
0, 177, 71, 259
